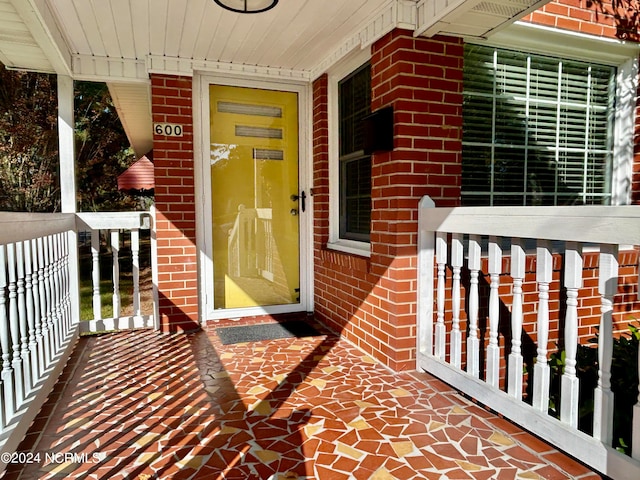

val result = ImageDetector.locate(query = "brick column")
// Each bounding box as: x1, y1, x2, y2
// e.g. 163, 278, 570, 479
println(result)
368, 30, 464, 370
312, 29, 464, 371
312, 75, 330, 250
151, 74, 199, 332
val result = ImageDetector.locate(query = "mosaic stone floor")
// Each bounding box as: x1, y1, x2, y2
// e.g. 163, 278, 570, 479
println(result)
2, 316, 601, 479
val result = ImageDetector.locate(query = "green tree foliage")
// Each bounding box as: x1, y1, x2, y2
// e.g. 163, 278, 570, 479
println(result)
0, 63, 141, 212
74, 81, 139, 212
548, 323, 640, 455
587, 0, 640, 40
0, 65, 59, 211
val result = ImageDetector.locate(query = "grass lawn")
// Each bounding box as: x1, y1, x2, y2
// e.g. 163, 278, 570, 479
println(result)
79, 276, 135, 320
78, 231, 152, 321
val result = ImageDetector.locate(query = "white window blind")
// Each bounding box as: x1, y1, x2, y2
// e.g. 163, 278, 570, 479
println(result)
462, 44, 616, 206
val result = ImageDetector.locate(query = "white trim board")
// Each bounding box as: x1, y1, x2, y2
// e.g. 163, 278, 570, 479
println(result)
194, 73, 313, 321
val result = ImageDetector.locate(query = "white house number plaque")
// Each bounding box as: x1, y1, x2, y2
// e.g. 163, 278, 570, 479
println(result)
154, 123, 183, 137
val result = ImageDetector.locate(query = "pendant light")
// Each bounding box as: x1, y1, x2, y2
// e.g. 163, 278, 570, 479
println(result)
214, 0, 278, 14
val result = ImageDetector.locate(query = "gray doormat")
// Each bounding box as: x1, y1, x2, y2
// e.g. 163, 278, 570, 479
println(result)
216, 321, 321, 345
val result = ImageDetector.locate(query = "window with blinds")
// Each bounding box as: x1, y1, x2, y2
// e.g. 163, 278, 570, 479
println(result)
339, 62, 371, 241
462, 44, 616, 206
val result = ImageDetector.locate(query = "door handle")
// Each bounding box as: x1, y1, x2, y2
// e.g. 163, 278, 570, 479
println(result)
290, 191, 306, 212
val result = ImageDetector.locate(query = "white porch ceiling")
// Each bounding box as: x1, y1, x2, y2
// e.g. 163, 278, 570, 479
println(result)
0, 0, 548, 157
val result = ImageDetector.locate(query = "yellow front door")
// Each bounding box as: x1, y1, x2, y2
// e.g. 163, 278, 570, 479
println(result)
210, 85, 300, 309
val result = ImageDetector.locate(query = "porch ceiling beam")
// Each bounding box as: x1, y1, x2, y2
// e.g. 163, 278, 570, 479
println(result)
147, 55, 312, 82
8, 0, 72, 76
72, 54, 149, 83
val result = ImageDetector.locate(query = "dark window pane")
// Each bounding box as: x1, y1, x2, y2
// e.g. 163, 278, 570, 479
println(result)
339, 63, 371, 157
340, 155, 371, 241
339, 62, 371, 241
461, 145, 492, 192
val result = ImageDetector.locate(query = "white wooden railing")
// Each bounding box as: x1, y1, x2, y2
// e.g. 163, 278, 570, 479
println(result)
417, 196, 640, 480
76, 212, 156, 334
0, 213, 79, 464
0, 210, 156, 470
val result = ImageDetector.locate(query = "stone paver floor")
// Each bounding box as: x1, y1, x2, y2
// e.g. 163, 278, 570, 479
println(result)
2, 316, 601, 479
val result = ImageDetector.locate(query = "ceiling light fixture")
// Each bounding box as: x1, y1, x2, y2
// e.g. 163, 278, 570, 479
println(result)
214, 0, 278, 14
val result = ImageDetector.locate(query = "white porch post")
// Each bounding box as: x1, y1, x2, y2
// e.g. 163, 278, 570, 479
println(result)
58, 75, 76, 214
57, 75, 80, 326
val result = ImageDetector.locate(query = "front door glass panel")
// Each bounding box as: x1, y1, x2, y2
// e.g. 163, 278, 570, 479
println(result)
210, 85, 300, 309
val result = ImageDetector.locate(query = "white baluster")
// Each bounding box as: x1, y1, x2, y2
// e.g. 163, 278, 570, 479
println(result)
0, 245, 13, 425
64, 233, 73, 331
467, 235, 481, 378
508, 238, 525, 400
111, 230, 121, 319
48, 235, 60, 354
58, 233, 68, 339
561, 242, 582, 428
533, 240, 552, 412
6, 244, 24, 407
54, 233, 65, 340
435, 232, 447, 360
16, 242, 31, 395
91, 230, 101, 321
24, 240, 38, 387
59, 233, 70, 334
486, 236, 501, 388
58, 233, 70, 338
131, 229, 142, 325
593, 244, 618, 445
450, 234, 463, 368
266, 220, 274, 278
42, 235, 53, 367
36, 237, 49, 370
47, 235, 60, 356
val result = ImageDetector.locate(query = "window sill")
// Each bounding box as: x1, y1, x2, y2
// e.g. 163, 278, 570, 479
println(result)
327, 239, 371, 258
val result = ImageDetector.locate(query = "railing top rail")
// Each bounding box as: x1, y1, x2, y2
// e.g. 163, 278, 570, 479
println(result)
76, 211, 151, 231
0, 212, 76, 245
0, 211, 152, 245
419, 196, 640, 245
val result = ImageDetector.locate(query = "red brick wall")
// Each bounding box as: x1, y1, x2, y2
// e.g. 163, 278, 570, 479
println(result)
522, 0, 616, 37
313, 30, 464, 371
151, 74, 199, 333
313, 23, 640, 373
312, 77, 329, 252
313, 75, 390, 364
521, 0, 640, 46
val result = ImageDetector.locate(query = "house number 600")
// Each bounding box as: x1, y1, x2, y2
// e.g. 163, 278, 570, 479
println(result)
154, 123, 183, 137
